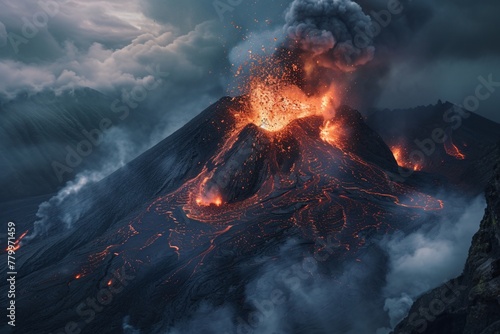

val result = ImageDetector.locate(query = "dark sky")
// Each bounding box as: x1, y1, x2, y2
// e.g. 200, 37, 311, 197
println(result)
0, 0, 498, 123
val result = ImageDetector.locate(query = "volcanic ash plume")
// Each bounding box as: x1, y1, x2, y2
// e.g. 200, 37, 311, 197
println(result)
227, 0, 377, 134
284, 0, 375, 72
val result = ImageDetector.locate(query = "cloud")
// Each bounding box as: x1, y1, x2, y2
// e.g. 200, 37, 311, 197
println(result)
284, 0, 375, 71
1, 0, 498, 120
0, 0, 157, 59
375, 56, 500, 122
378, 195, 486, 329
0, 18, 232, 157
344, 0, 500, 119
0, 20, 225, 97
141, 0, 289, 32
0, 21, 7, 47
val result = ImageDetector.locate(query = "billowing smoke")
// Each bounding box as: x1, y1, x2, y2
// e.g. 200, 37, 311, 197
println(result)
164, 239, 389, 334
25, 171, 104, 242
228, 0, 376, 100
283, 0, 375, 71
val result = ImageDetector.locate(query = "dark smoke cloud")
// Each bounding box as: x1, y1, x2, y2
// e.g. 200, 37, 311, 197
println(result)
284, 0, 375, 71
227, 0, 377, 100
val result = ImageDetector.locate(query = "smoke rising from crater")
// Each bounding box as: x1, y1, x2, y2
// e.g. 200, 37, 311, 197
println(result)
283, 0, 375, 71
228, 0, 376, 102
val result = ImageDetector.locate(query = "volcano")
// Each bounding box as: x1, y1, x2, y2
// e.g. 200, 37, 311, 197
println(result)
8, 90, 493, 334
1, 0, 499, 332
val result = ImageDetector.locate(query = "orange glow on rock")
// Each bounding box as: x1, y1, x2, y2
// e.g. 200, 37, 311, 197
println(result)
390, 146, 422, 171
320, 120, 343, 148
391, 146, 404, 166
196, 191, 223, 207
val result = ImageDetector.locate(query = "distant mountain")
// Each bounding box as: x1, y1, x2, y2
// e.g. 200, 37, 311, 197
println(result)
4, 95, 496, 204
367, 102, 500, 193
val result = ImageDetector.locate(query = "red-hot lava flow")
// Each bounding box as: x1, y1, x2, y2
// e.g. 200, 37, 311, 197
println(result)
444, 141, 466, 160
5, 230, 28, 252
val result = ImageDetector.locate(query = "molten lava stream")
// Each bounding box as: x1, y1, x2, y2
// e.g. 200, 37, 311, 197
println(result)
444, 141, 466, 160
5, 230, 28, 252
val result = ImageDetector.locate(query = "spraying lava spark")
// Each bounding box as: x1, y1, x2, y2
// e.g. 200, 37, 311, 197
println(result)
247, 76, 334, 132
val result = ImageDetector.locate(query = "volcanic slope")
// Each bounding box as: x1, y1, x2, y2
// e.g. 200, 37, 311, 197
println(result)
6, 96, 452, 334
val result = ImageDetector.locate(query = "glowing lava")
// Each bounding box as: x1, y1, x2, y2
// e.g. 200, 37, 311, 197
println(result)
246, 75, 335, 132
6, 230, 28, 252
62, 50, 444, 302
390, 146, 422, 171
391, 146, 404, 166
320, 120, 344, 148
196, 177, 223, 207
445, 142, 466, 160
196, 195, 223, 207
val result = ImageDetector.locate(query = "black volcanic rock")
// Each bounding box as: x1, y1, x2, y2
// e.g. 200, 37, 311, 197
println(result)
335, 105, 400, 171
393, 155, 500, 334
203, 123, 301, 204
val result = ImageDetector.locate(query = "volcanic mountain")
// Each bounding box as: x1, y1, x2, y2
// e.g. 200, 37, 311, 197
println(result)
1, 95, 494, 334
